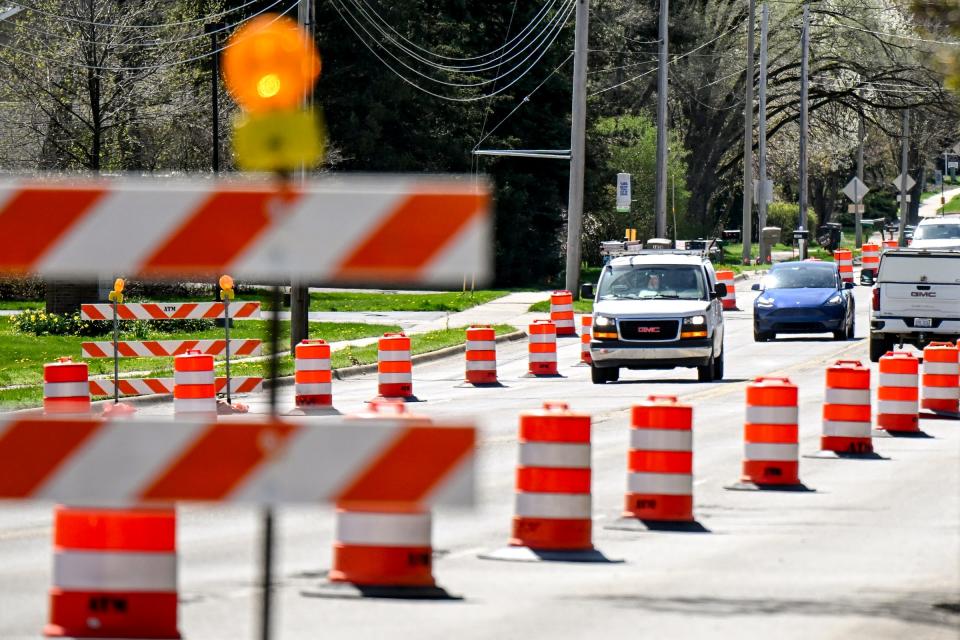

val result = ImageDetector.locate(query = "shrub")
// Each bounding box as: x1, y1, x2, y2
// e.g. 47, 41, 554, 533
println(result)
765, 203, 819, 244
11, 310, 215, 337
0, 276, 44, 301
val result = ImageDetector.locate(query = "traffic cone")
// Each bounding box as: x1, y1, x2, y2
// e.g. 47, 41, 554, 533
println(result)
375, 333, 415, 400
173, 351, 216, 418
608, 395, 707, 532
726, 377, 813, 491
807, 360, 879, 458
293, 338, 337, 414
527, 320, 558, 376
716, 270, 737, 310
464, 325, 498, 385
45, 506, 180, 639
480, 402, 616, 562
579, 315, 592, 365
876, 351, 920, 433
920, 342, 959, 418
549, 290, 577, 336
43, 358, 90, 416
304, 399, 452, 599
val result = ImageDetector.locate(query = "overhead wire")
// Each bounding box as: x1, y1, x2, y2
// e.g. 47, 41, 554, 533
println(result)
337, 0, 574, 79
590, 18, 746, 97
0, 0, 298, 72
347, 0, 563, 64
8, 0, 265, 29
329, 0, 575, 99
1, 0, 289, 50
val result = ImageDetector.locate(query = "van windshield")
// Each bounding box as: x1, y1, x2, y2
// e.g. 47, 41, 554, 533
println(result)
598, 265, 706, 300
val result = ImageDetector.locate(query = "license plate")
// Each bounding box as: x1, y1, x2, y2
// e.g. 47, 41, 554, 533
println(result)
914, 317, 933, 328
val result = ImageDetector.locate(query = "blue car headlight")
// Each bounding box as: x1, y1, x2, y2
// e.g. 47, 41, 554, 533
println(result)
824, 294, 843, 306
756, 296, 774, 308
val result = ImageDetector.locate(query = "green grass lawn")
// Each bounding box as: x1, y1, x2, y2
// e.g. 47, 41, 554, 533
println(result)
0, 289, 509, 313
528, 299, 594, 314
942, 193, 960, 213
0, 321, 517, 411
0, 318, 398, 407
0, 300, 43, 310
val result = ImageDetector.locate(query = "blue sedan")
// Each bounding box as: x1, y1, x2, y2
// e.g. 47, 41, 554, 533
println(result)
752, 261, 856, 342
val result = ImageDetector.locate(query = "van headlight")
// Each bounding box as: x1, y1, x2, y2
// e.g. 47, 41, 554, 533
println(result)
682, 315, 706, 326
594, 315, 614, 327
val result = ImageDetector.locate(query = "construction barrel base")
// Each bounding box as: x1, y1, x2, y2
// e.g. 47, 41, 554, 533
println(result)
724, 481, 815, 492
477, 546, 619, 564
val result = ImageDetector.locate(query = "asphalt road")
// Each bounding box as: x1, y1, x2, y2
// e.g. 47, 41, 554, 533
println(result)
1, 282, 958, 639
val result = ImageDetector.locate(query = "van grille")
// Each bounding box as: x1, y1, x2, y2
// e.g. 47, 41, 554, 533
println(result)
618, 320, 680, 341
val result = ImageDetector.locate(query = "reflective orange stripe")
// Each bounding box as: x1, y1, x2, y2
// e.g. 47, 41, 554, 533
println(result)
745, 423, 798, 443
823, 404, 871, 422
516, 467, 591, 493
629, 450, 692, 473
53, 507, 175, 551
879, 386, 918, 401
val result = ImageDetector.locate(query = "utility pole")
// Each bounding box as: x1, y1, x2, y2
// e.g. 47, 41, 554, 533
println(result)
798, 3, 810, 259
898, 109, 910, 246
205, 22, 221, 173
654, 0, 669, 238
289, 0, 312, 350
757, 3, 769, 256
740, 0, 756, 265
855, 110, 865, 246
564, 0, 589, 294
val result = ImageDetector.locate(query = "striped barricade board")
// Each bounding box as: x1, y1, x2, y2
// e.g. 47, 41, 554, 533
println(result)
0, 417, 475, 508
82, 302, 261, 321
81, 339, 262, 358
0, 177, 491, 285
89, 377, 263, 398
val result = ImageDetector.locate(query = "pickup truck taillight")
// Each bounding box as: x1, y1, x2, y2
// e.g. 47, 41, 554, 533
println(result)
872, 286, 880, 311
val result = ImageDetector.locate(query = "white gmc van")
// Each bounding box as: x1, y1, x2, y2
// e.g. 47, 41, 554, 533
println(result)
867, 248, 960, 361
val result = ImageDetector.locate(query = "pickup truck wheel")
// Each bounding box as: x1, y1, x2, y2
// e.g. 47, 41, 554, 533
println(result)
590, 365, 606, 384
712, 350, 724, 380
607, 367, 620, 382
697, 353, 717, 382
869, 333, 889, 363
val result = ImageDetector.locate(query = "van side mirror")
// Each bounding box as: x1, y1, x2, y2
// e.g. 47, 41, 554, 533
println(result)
844, 281, 855, 290
713, 283, 728, 299
859, 271, 875, 286
580, 283, 594, 300
750, 283, 761, 291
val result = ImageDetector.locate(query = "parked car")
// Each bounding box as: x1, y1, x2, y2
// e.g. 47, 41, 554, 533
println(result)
909, 215, 960, 250
752, 261, 855, 342
867, 248, 960, 361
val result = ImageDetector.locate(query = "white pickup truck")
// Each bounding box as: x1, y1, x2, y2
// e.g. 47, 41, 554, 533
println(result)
867, 248, 960, 362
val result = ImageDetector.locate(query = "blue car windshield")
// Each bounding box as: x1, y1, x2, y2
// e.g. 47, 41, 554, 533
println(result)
763, 267, 837, 289
598, 265, 706, 300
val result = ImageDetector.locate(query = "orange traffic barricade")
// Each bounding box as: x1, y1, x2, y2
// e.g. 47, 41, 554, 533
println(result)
716, 270, 737, 310
877, 351, 919, 432
580, 315, 593, 364
817, 360, 874, 455
527, 320, 558, 376
860, 243, 880, 275
295, 339, 333, 410
550, 290, 576, 336
377, 333, 414, 399
464, 325, 497, 385
173, 351, 216, 417
43, 358, 90, 416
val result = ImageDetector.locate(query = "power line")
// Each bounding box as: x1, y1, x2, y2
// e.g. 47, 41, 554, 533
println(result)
347, 0, 563, 64
1, 0, 289, 49
338, 0, 573, 77
329, 0, 575, 99
9, 0, 265, 29
0, 1, 298, 72
590, 18, 745, 96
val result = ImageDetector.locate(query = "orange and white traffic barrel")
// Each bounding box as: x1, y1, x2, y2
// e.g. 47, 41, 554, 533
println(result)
43, 358, 90, 415
328, 400, 437, 591
295, 339, 332, 409
737, 377, 802, 487
173, 350, 216, 417
45, 506, 180, 639
921, 342, 959, 414
622, 395, 693, 522
877, 351, 919, 432
580, 315, 592, 364
716, 270, 737, 310
833, 249, 854, 284
820, 360, 873, 454
861, 243, 880, 276
464, 325, 497, 385
377, 333, 413, 399
882, 239, 898, 252
550, 290, 576, 336
509, 402, 592, 551
528, 320, 557, 375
